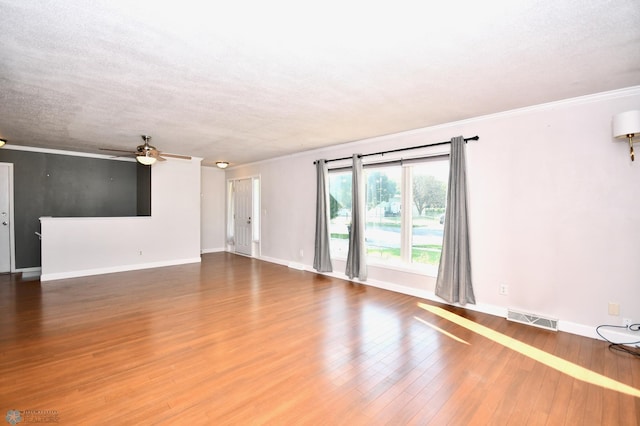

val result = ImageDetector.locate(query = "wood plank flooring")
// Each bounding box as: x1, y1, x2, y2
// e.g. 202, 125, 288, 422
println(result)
1, 252, 638, 424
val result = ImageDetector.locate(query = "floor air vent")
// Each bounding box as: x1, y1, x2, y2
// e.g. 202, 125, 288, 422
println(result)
507, 309, 558, 331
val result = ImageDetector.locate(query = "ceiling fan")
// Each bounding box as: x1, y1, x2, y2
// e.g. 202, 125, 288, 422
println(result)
100, 135, 191, 165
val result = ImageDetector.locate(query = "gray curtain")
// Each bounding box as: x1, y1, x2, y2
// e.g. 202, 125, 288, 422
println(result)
345, 154, 367, 280
313, 159, 333, 272
435, 136, 475, 304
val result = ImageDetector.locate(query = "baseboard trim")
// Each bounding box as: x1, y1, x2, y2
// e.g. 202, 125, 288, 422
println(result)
258, 255, 289, 267
13, 266, 42, 274
344, 273, 508, 320
40, 257, 202, 282
561, 320, 640, 344
201, 247, 226, 254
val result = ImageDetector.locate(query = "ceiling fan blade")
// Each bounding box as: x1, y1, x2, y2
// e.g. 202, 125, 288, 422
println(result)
102, 136, 190, 163
161, 153, 192, 160
99, 147, 136, 154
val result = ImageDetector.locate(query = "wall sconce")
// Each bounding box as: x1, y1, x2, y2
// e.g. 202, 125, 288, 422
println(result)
613, 110, 640, 162
0, 139, 6, 147
216, 161, 229, 169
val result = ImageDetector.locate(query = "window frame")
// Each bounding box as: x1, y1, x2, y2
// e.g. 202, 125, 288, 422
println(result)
327, 153, 449, 276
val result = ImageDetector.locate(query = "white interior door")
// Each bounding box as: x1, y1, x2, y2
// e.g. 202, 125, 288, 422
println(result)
234, 178, 253, 256
0, 164, 11, 272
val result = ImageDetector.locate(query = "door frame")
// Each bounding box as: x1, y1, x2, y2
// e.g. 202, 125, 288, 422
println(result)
227, 174, 261, 258
233, 177, 253, 256
0, 163, 16, 273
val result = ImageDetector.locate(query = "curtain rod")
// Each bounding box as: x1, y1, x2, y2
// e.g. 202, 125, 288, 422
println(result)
313, 135, 479, 164
328, 153, 450, 172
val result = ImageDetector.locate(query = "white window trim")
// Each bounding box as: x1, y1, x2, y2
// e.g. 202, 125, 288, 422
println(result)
400, 165, 412, 264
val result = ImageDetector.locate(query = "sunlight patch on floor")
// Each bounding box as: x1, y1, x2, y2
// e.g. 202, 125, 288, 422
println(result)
414, 316, 469, 345
418, 303, 640, 398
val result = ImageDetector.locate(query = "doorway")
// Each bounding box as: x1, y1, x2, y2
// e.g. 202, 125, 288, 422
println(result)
229, 176, 260, 257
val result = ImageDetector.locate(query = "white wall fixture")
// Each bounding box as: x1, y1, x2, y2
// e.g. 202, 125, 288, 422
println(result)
613, 110, 640, 161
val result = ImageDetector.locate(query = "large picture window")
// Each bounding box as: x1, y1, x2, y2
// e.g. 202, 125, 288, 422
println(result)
328, 157, 449, 274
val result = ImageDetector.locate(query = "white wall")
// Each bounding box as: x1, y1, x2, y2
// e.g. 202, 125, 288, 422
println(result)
226, 86, 640, 340
40, 157, 202, 280
201, 166, 227, 253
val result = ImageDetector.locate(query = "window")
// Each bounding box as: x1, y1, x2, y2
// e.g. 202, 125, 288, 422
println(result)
328, 171, 352, 258
364, 166, 402, 262
328, 157, 449, 273
409, 160, 449, 267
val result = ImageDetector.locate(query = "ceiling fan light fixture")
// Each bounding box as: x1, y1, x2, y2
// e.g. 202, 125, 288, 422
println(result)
137, 153, 156, 166
0, 139, 6, 147
216, 161, 229, 169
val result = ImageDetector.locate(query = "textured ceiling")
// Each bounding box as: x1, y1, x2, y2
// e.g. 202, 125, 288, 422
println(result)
1, 0, 639, 166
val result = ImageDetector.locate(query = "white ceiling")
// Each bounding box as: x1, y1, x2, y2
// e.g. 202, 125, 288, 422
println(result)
1, 0, 639, 166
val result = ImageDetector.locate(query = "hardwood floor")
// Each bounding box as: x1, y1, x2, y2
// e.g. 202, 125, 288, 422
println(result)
1, 252, 638, 425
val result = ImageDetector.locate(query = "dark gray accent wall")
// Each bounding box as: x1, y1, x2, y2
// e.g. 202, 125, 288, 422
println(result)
0, 150, 151, 269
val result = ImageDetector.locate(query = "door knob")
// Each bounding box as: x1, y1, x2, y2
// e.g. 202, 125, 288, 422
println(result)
2, 221, 7, 226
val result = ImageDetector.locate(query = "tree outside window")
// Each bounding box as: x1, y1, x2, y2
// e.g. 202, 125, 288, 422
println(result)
412, 175, 446, 216
411, 161, 448, 266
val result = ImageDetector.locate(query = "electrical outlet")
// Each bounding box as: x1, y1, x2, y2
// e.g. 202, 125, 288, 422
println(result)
623, 318, 632, 327
499, 283, 508, 296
